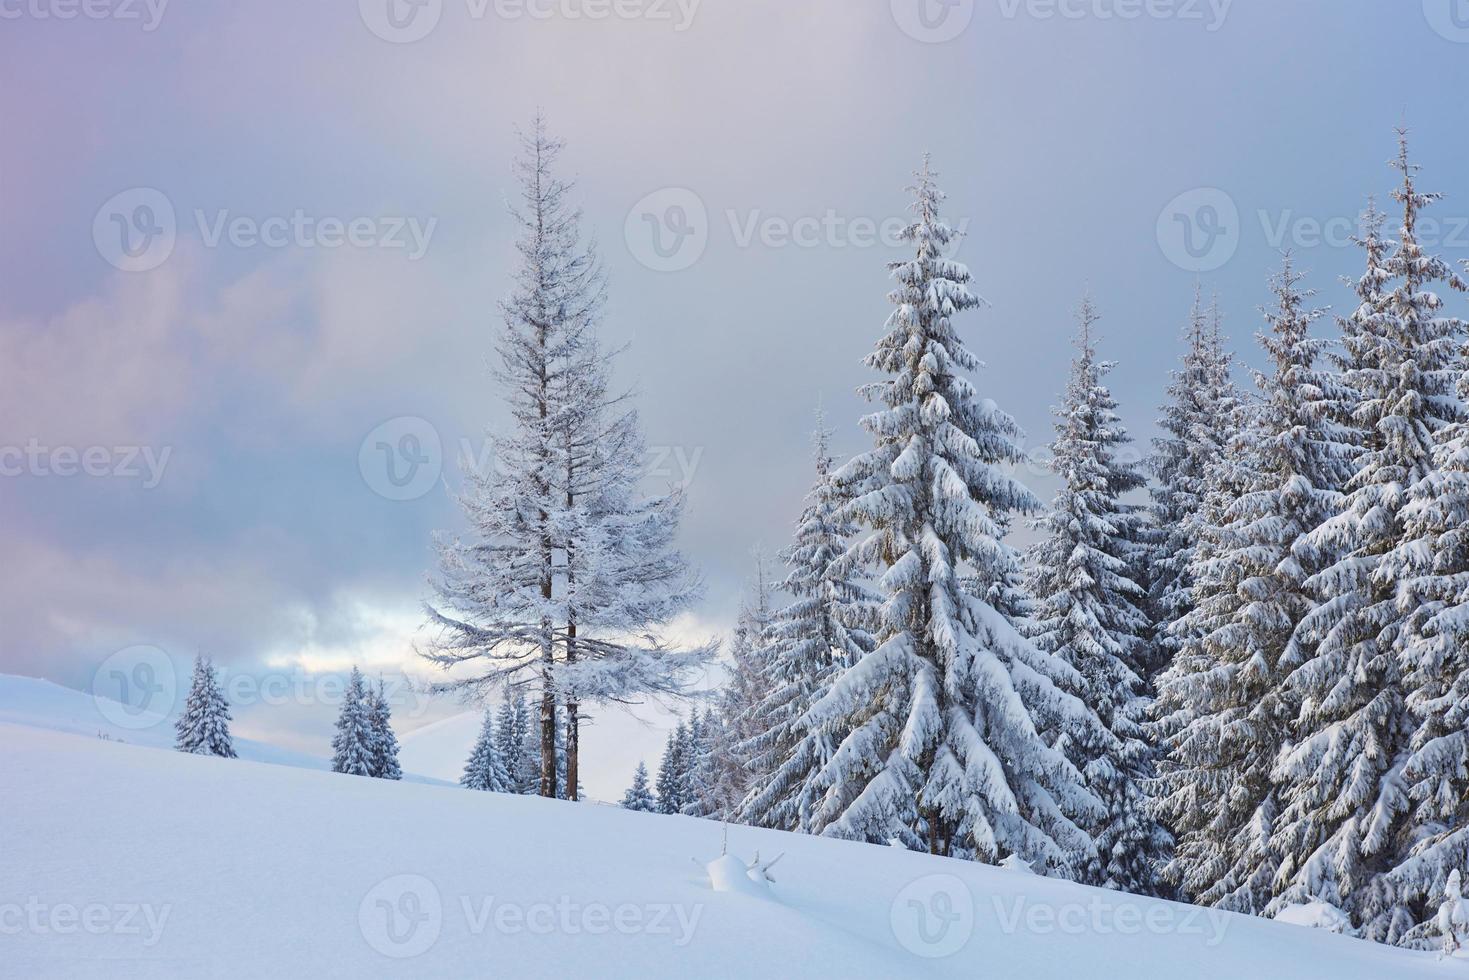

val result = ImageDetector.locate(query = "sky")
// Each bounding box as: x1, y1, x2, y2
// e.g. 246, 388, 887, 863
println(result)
4, 0, 1469, 799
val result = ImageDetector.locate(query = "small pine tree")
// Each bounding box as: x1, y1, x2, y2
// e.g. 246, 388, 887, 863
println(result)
621, 761, 657, 813
331, 668, 376, 777
707, 560, 778, 820
655, 724, 690, 815
366, 679, 402, 780
680, 710, 715, 817
462, 709, 510, 792
174, 655, 236, 758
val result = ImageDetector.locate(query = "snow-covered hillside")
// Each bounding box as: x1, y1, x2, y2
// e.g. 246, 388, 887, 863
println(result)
3, 723, 1440, 979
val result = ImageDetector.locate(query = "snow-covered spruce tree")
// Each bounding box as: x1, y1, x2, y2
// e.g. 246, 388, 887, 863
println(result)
493, 696, 537, 794
706, 559, 779, 821
367, 679, 402, 781
1380, 259, 1469, 946
679, 710, 715, 817
1146, 290, 1239, 690
1153, 257, 1353, 913
805, 159, 1099, 869
1026, 298, 1166, 895
621, 761, 657, 812
174, 655, 236, 758
462, 709, 511, 792
655, 723, 690, 815
1271, 135, 1468, 943
737, 417, 878, 833
422, 115, 709, 800
331, 668, 376, 777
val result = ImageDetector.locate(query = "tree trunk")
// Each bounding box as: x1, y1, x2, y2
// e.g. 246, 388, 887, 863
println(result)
539, 679, 557, 798
565, 615, 580, 802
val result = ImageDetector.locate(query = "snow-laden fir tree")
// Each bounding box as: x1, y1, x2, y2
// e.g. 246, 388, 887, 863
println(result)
706, 559, 779, 821
1379, 259, 1469, 945
737, 416, 878, 832
1153, 257, 1353, 913
1271, 135, 1468, 943
462, 709, 511, 792
366, 679, 402, 780
174, 655, 236, 758
679, 709, 716, 817
621, 761, 657, 812
1026, 298, 1167, 895
805, 159, 1100, 868
1146, 291, 1239, 689
655, 722, 690, 815
422, 115, 709, 799
331, 667, 376, 777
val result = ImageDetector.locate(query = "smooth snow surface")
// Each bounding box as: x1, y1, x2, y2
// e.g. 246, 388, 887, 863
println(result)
3, 722, 1441, 978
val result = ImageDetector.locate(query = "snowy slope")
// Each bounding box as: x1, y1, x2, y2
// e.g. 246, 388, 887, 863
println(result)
397, 709, 483, 784
0, 674, 447, 784
2, 723, 1440, 979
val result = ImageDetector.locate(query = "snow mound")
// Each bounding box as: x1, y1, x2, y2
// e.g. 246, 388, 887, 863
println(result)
1275, 902, 1356, 935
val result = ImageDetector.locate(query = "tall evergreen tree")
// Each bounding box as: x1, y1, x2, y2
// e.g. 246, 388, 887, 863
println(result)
1272, 135, 1467, 942
331, 667, 375, 777
1154, 257, 1353, 913
1027, 298, 1167, 894
804, 159, 1099, 870
738, 417, 878, 832
621, 761, 657, 812
1146, 290, 1239, 689
423, 116, 709, 799
174, 655, 236, 759
462, 709, 511, 792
